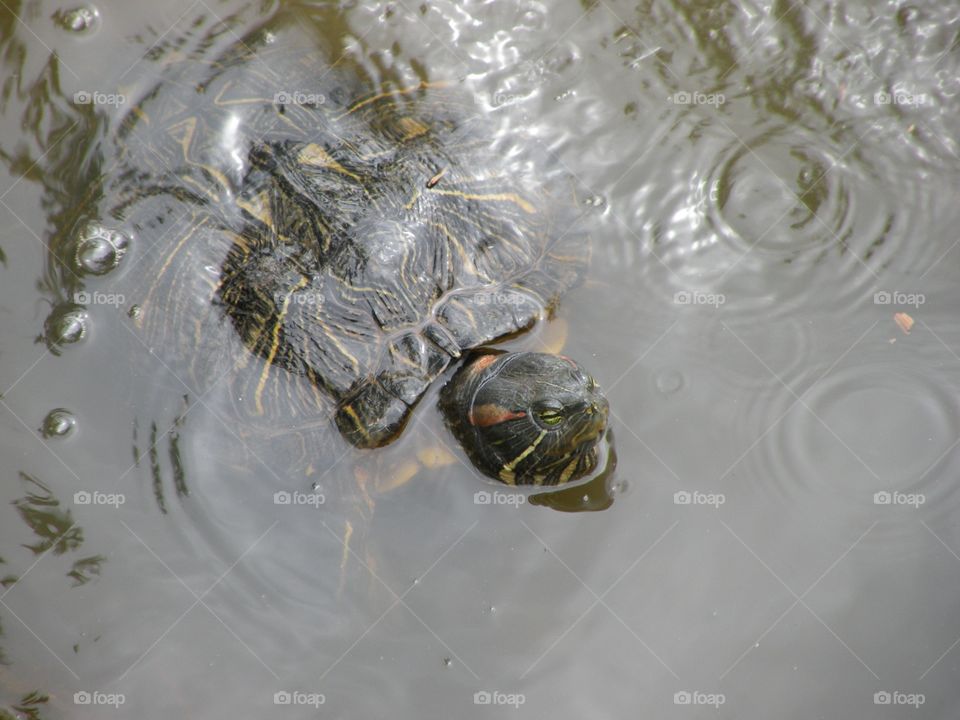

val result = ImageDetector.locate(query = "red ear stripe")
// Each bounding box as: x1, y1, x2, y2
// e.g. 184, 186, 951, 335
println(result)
469, 354, 499, 373
468, 403, 527, 427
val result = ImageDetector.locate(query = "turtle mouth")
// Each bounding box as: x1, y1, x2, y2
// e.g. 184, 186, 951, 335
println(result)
569, 395, 609, 447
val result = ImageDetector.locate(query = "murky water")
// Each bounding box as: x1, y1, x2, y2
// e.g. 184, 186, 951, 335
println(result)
2, 0, 960, 717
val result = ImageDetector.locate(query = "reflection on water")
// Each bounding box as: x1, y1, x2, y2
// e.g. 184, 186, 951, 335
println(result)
0, 473, 104, 719
2, 0, 960, 717
12, 473, 104, 586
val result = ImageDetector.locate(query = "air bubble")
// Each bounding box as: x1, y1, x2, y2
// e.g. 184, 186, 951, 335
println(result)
41, 409, 76, 438
655, 369, 684, 394
45, 305, 89, 348
53, 6, 100, 33
74, 222, 129, 276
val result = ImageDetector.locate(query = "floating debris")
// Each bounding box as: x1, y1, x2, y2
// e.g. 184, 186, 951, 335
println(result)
894, 312, 914, 334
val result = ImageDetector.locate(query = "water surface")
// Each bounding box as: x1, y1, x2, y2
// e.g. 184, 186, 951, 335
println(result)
1, 0, 960, 718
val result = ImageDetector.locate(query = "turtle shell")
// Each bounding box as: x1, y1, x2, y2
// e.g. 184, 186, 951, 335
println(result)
97, 20, 589, 453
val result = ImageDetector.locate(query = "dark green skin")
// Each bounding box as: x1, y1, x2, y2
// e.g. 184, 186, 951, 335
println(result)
439, 352, 609, 486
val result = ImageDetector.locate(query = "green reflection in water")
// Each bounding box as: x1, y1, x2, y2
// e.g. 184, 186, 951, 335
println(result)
0, 690, 50, 720
11, 473, 104, 585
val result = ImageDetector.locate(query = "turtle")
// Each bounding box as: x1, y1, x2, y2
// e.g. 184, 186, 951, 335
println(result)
79, 20, 610, 489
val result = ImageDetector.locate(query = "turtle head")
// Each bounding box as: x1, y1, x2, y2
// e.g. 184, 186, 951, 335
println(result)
439, 351, 609, 486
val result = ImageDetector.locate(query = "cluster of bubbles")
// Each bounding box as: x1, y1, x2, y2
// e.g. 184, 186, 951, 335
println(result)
41, 221, 131, 438
52, 5, 100, 34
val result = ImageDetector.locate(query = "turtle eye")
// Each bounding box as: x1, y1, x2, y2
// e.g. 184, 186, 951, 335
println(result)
539, 410, 563, 426
534, 401, 565, 427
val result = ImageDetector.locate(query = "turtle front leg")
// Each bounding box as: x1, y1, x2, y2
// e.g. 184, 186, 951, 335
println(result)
335, 380, 417, 448
334, 331, 453, 448
434, 287, 542, 348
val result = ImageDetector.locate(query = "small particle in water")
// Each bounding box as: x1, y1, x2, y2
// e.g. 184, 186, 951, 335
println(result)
41, 409, 76, 438
611, 479, 628, 495
53, 6, 100, 33
45, 305, 89, 348
656, 369, 684, 394
426, 168, 447, 188
127, 304, 141, 320
894, 312, 914, 334
74, 222, 130, 275
443, 657, 452, 668
483, 604, 496, 615
585, 195, 605, 208
312, 482, 322, 491
896, 6, 920, 28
